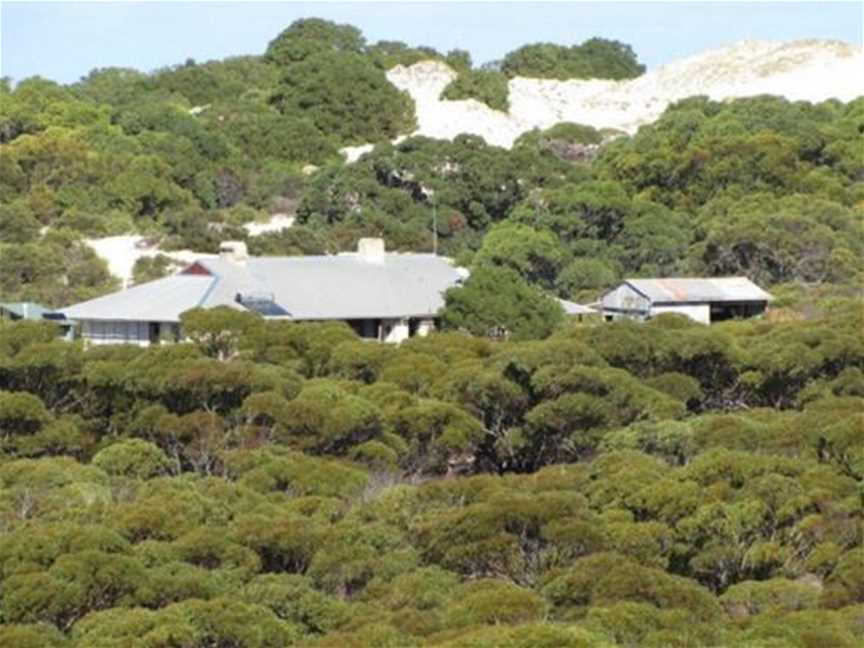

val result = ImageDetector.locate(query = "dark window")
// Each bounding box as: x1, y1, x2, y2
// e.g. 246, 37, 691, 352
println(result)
346, 319, 381, 339
710, 302, 766, 322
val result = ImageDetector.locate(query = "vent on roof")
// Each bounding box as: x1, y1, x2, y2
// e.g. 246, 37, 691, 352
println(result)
219, 241, 249, 265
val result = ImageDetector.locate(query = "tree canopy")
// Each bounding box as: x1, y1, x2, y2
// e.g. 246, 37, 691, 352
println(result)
1, 20, 863, 645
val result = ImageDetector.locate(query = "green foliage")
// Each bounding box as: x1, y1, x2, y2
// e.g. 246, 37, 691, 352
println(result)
131, 254, 175, 284
514, 122, 605, 164
0, 233, 118, 307
270, 51, 415, 145
595, 96, 864, 284
441, 69, 510, 111
440, 266, 565, 341
265, 18, 366, 66
367, 41, 453, 70
1, 18, 864, 648
472, 222, 568, 289
208, 105, 339, 165
0, 305, 862, 644
502, 38, 645, 80
296, 134, 579, 258
91, 439, 170, 479
180, 307, 264, 360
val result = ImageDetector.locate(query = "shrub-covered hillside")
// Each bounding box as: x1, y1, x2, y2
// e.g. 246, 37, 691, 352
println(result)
2, 36, 863, 310
1, 17, 864, 646
1, 19, 862, 309
0, 294, 862, 646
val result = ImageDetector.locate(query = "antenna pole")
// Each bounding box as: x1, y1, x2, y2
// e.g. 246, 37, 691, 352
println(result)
432, 195, 438, 256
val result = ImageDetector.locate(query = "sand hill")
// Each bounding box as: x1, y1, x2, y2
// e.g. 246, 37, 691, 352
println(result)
343, 39, 863, 158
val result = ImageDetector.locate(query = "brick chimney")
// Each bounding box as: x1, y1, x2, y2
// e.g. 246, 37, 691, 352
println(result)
219, 241, 249, 265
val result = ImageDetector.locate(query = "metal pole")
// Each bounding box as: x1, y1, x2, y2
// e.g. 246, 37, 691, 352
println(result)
432, 196, 438, 256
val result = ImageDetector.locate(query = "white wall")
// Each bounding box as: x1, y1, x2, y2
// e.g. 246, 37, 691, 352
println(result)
602, 284, 650, 316
382, 319, 410, 344
650, 304, 711, 324
80, 320, 180, 346
416, 319, 435, 337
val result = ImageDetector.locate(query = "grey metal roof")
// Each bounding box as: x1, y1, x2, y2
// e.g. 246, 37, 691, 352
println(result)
63, 275, 219, 322
199, 254, 465, 320
0, 302, 52, 320
625, 277, 773, 304
557, 298, 597, 315
63, 253, 465, 323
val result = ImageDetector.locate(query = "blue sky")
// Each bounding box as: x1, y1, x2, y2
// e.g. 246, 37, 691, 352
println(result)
2, 1, 862, 84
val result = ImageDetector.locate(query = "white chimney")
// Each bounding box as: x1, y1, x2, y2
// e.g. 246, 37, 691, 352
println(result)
357, 238, 385, 261
219, 241, 249, 265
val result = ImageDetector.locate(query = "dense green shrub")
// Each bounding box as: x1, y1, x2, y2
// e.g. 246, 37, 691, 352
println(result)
1, 17, 864, 647
502, 38, 645, 79
441, 69, 510, 111
270, 51, 416, 144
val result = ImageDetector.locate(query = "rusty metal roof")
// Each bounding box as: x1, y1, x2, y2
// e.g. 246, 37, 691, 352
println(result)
625, 277, 773, 304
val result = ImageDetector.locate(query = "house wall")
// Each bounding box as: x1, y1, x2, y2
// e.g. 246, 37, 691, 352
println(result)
349, 317, 436, 343
78, 315, 432, 347
416, 319, 435, 337
650, 304, 711, 325
381, 319, 411, 344
80, 320, 179, 346
82, 320, 148, 346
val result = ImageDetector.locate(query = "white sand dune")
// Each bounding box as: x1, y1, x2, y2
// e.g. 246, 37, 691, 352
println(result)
87, 217, 294, 285
369, 39, 864, 151
242, 214, 296, 236
85, 236, 216, 288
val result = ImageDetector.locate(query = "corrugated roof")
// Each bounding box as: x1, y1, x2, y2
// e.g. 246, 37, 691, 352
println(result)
0, 302, 52, 320
63, 275, 218, 322
625, 277, 773, 304
199, 254, 465, 320
63, 253, 465, 323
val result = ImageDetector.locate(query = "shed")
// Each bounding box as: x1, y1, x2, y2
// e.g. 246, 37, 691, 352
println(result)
600, 277, 773, 324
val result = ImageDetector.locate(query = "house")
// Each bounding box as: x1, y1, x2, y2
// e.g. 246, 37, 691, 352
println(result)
62, 239, 467, 346
1, 301, 75, 338
600, 277, 773, 324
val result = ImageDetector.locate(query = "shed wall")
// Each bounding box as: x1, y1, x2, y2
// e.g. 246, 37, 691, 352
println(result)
602, 284, 650, 312
650, 304, 711, 324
